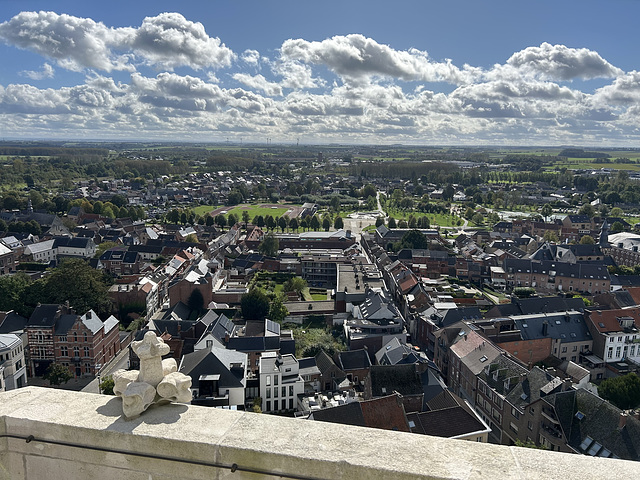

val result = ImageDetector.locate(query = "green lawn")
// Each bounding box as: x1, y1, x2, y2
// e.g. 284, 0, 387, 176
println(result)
193, 204, 220, 216
226, 205, 290, 218
192, 204, 291, 218
386, 210, 462, 227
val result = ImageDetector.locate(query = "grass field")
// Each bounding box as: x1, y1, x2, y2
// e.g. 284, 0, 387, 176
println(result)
386, 210, 462, 227
193, 204, 290, 218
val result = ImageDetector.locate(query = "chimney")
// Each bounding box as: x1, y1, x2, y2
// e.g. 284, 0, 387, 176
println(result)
619, 412, 628, 430
225, 333, 230, 343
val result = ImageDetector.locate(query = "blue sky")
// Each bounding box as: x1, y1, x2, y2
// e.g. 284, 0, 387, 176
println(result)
1, 1, 640, 145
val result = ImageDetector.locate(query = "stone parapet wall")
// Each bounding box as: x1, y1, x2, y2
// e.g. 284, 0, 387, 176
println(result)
0, 387, 638, 480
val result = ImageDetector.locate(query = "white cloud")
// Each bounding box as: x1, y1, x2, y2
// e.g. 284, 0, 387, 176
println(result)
0, 11, 234, 72
506, 42, 622, 80
20, 62, 55, 80
128, 13, 234, 70
0, 11, 132, 72
593, 71, 640, 106
241, 49, 261, 66
233, 73, 282, 96
280, 34, 474, 84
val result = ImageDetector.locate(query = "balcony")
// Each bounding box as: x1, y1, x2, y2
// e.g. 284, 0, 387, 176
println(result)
1, 387, 638, 480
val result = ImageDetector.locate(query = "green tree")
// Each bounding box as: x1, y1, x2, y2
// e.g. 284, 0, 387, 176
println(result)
278, 215, 288, 232
330, 196, 340, 212
334, 216, 344, 229
283, 277, 307, 296
580, 235, 595, 245
375, 217, 384, 227
399, 230, 429, 250
610, 207, 624, 218
204, 213, 214, 226
215, 214, 227, 230
543, 230, 559, 243
43, 259, 113, 316
579, 204, 596, 218
362, 184, 376, 199
310, 215, 320, 231
0, 272, 31, 314
388, 217, 397, 229
185, 233, 198, 243
611, 221, 624, 234
227, 213, 238, 227
598, 373, 640, 410
242, 210, 250, 227
268, 294, 288, 322
541, 204, 553, 222
472, 213, 484, 226
99, 375, 115, 395
44, 363, 73, 386
259, 233, 279, 257
322, 217, 331, 231
94, 241, 120, 259
289, 218, 299, 231
241, 288, 270, 320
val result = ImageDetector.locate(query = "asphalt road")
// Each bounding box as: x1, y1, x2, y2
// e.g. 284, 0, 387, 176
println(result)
81, 345, 131, 394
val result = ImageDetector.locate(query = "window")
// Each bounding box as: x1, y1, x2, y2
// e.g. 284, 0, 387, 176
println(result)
529, 407, 535, 415
608, 348, 613, 359
289, 398, 294, 410
74, 333, 78, 343
274, 387, 278, 398
266, 401, 271, 411
528, 421, 533, 431
616, 346, 621, 358
73, 346, 79, 357
84, 346, 90, 357
509, 422, 518, 434
631, 346, 636, 356
572, 346, 577, 352
84, 333, 88, 342
289, 385, 294, 396
561, 346, 567, 353
266, 375, 271, 386
206, 340, 213, 348
266, 388, 271, 399
60, 346, 68, 357
511, 407, 520, 419
274, 375, 279, 386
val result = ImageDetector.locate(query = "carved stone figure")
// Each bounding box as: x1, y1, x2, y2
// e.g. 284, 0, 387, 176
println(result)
112, 331, 192, 418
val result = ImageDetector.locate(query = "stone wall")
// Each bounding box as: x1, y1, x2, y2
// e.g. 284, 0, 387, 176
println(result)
0, 386, 638, 480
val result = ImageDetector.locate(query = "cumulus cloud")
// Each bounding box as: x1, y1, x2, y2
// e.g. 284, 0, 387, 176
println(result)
241, 49, 261, 66
0, 11, 234, 72
593, 71, 640, 106
20, 62, 55, 80
506, 42, 623, 80
128, 13, 234, 70
0, 11, 132, 72
280, 34, 474, 84
233, 73, 282, 96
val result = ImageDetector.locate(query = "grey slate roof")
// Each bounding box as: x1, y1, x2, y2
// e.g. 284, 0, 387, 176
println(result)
368, 364, 423, 397
549, 388, 640, 461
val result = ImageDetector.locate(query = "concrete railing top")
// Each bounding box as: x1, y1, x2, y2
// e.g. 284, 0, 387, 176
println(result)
0, 387, 638, 480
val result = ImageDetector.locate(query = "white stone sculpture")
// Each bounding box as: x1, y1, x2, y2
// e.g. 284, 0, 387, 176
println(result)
112, 331, 192, 418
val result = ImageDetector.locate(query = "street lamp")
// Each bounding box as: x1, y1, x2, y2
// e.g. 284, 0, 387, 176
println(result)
96, 363, 102, 394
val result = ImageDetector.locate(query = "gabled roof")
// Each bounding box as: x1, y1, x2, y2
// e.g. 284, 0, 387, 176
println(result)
27, 304, 65, 328
338, 349, 372, 371
312, 394, 409, 432
180, 347, 246, 390
409, 390, 488, 438
315, 350, 343, 375
585, 308, 640, 333
549, 388, 640, 461
0, 311, 28, 334
368, 364, 423, 397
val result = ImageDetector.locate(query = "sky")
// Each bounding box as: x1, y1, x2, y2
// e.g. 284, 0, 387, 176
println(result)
1, 1, 640, 146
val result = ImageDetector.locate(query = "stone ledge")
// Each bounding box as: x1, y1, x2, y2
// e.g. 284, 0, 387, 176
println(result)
0, 387, 637, 479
